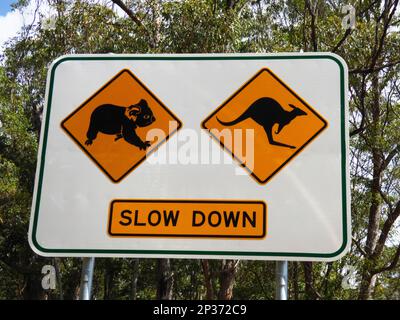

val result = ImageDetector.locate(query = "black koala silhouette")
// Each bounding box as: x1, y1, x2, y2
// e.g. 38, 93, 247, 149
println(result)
218, 97, 307, 149
85, 99, 155, 150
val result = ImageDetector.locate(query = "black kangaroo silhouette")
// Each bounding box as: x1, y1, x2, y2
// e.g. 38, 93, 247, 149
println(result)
85, 99, 155, 150
217, 97, 307, 149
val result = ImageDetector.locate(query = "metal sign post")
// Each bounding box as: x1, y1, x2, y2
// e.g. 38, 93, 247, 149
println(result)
275, 261, 288, 300
79, 257, 95, 300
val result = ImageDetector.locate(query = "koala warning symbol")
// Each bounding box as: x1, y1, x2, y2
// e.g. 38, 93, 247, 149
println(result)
62, 69, 182, 183
202, 68, 328, 184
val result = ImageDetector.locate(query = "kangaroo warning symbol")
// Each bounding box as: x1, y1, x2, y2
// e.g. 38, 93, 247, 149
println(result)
202, 68, 328, 184
62, 69, 182, 182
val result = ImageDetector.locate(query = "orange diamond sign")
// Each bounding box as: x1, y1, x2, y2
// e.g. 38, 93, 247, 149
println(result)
62, 69, 182, 183
202, 68, 328, 184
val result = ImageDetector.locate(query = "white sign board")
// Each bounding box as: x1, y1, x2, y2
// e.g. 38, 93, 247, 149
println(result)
29, 53, 350, 261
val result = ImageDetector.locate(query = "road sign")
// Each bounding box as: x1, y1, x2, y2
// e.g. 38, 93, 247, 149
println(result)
202, 68, 327, 184
29, 53, 350, 261
108, 200, 266, 238
62, 69, 181, 182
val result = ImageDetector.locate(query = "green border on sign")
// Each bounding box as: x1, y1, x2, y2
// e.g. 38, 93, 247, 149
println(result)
31, 54, 349, 258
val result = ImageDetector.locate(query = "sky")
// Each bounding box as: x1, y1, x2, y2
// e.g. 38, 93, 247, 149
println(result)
0, 0, 34, 50
0, 0, 124, 52
0, 0, 15, 15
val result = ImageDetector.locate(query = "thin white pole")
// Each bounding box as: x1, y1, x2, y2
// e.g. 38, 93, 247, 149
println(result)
79, 257, 95, 300
275, 261, 288, 300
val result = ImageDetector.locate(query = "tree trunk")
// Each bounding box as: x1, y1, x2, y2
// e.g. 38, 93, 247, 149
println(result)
131, 259, 139, 300
359, 74, 381, 300
156, 259, 173, 300
303, 262, 317, 300
201, 259, 214, 299
53, 258, 64, 300
218, 260, 238, 300
359, 271, 377, 300
292, 262, 299, 300
103, 260, 115, 300
22, 274, 46, 300
306, 0, 318, 51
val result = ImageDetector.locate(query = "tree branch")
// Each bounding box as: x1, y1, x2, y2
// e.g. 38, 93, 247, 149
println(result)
367, 0, 399, 71
378, 186, 394, 212
372, 244, 400, 275
350, 124, 366, 137
349, 59, 400, 74
111, 0, 154, 48
111, 0, 144, 28
382, 145, 400, 170
305, 0, 318, 51
332, 28, 352, 53
357, 0, 380, 18
349, 0, 399, 75
350, 75, 368, 137
372, 200, 400, 259
352, 237, 368, 257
